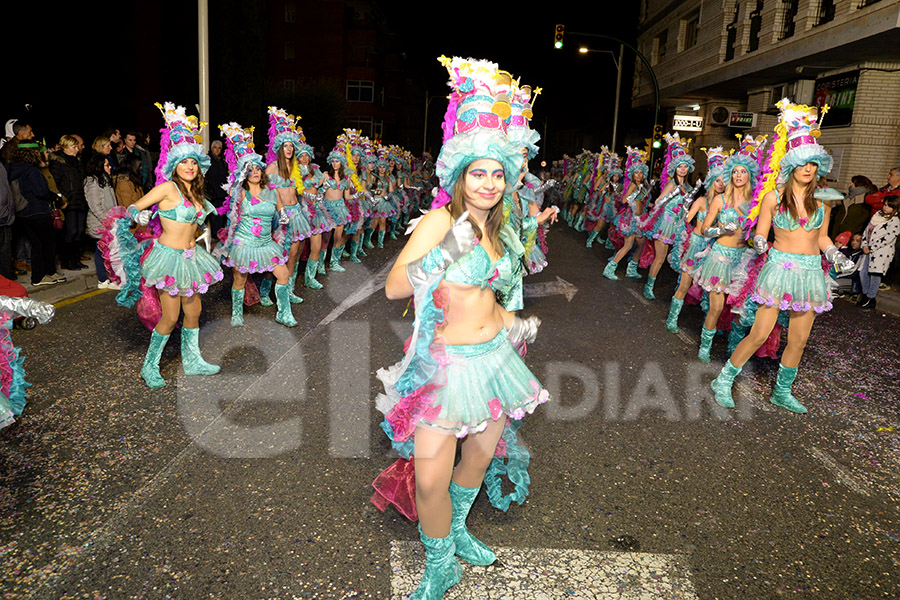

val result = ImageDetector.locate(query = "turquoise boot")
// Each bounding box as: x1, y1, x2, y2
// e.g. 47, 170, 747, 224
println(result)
665, 297, 683, 333
231, 287, 244, 327
643, 275, 656, 300
710, 359, 742, 408
388, 222, 399, 240
287, 262, 303, 304
574, 213, 585, 232
349, 240, 362, 262
603, 260, 618, 281
770, 364, 807, 413
698, 327, 715, 363
329, 245, 346, 272
274, 283, 298, 327
141, 330, 170, 389
605, 237, 615, 250
727, 323, 748, 355
364, 228, 376, 248
317, 255, 327, 276
304, 259, 323, 290
258, 278, 274, 307
626, 260, 641, 279
377, 229, 385, 248
586, 231, 599, 248
410, 526, 462, 600
449, 481, 496, 566
181, 327, 220, 375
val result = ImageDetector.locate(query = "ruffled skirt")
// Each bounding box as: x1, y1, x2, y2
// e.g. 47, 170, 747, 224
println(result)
677, 231, 713, 273
306, 200, 335, 235
222, 236, 288, 274
614, 206, 642, 237
373, 196, 396, 219
324, 199, 351, 227
644, 209, 683, 244
693, 243, 748, 294
751, 248, 833, 313
141, 242, 224, 296
599, 197, 616, 223
283, 204, 312, 242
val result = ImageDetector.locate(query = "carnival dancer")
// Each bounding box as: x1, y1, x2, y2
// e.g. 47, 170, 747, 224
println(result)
711, 99, 854, 413
371, 56, 548, 599
583, 151, 607, 244
665, 146, 727, 332
295, 145, 332, 289
639, 133, 695, 299
101, 102, 224, 388
262, 106, 312, 305
690, 135, 765, 362
342, 132, 368, 263
587, 149, 620, 249
360, 146, 380, 251
370, 148, 396, 248
603, 147, 650, 280
320, 142, 355, 274
216, 123, 296, 328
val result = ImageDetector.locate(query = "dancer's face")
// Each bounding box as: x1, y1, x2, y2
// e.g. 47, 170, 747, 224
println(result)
331, 159, 342, 171
463, 159, 505, 210
176, 158, 199, 181
793, 162, 818, 185
299, 153, 310, 166
247, 164, 262, 184
633, 170, 644, 184
282, 143, 294, 160
731, 166, 749, 188
713, 177, 725, 194
676, 163, 689, 177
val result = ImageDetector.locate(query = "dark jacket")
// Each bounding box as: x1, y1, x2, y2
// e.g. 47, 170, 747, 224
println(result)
48, 152, 87, 211
7, 161, 55, 218
0, 163, 13, 226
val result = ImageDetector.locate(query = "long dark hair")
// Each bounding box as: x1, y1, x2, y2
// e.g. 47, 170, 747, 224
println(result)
277, 144, 294, 179
780, 167, 818, 221
327, 162, 345, 180
172, 171, 205, 207
85, 152, 113, 188
448, 163, 505, 258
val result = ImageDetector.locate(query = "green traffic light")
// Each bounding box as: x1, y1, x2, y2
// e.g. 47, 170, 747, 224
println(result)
554, 41, 563, 49
652, 140, 662, 148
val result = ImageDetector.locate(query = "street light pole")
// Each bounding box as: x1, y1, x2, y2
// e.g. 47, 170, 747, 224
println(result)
198, 0, 210, 151
612, 43, 624, 150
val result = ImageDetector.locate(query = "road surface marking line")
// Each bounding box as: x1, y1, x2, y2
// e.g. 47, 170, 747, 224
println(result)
808, 446, 871, 497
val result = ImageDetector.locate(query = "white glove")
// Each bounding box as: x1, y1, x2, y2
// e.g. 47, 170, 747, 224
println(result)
127, 205, 153, 226
507, 315, 541, 344
278, 208, 290, 225
752, 234, 769, 254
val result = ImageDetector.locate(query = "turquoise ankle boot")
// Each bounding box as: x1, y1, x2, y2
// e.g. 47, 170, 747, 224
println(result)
348, 240, 362, 262
258, 278, 274, 307
329, 245, 346, 272
141, 330, 170, 389
665, 298, 683, 333
626, 260, 641, 279
274, 283, 298, 327
231, 287, 244, 327
605, 238, 615, 250
698, 327, 715, 363
603, 260, 618, 281
727, 323, 748, 354
770, 364, 807, 413
643, 275, 656, 299
449, 481, 496, 566
586, 231, 599, 248
364, 228, 376, 248
317, 256, 327, 276
304, 259, 323, 289
377, 230, 385, 248
181, 327, 220, 375
410, 526, 462, 600
287, 263, 303, 304
710, 359, 742, 408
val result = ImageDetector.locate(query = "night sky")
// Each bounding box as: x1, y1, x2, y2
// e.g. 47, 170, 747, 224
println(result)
6, 2, 642, 159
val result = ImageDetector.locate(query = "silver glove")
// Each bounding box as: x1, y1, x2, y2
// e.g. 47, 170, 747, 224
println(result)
0, 296, 55, 324
507, 315, 541, 344
406, 211, 477, 289
824, 245, 854, 275
127, 205, 153, 226
703, 226, 722, 238
752, 234, 769, 254
278, 208, 290, 225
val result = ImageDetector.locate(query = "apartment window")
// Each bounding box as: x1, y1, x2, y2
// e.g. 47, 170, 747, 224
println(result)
284, 2, 296, 23
748, 1, 763, 52
684, 13, 700, 50
815, 0, 836, 25
652, 29, 668, 65
858, 0, 883, 7
283, 79, 296, 94
346, 117, 383, 139
284, 42, 295, 61
725, 2, 739, 61
780, 0, 799, 39
346, 80, 375, 103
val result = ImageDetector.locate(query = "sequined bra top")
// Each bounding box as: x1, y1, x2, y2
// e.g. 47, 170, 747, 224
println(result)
158, 187, 214, 224
772, 192, 825, 231
268, 173, 294, 190
442, 225, 524, 311
714, 196, 750, 227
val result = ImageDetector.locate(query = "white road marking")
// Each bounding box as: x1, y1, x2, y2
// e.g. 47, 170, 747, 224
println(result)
675, 330, 695, 346
524, 276, 579, 302
317, 255, 396, 328
626, 287, 650, 306
390, 542, 699, 599
808, 446, 872, 497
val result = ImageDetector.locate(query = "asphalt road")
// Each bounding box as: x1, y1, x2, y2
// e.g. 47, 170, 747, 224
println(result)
1, 224, 898, 599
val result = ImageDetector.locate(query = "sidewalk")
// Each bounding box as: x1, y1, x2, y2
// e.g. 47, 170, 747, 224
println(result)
17, 260, 110, 305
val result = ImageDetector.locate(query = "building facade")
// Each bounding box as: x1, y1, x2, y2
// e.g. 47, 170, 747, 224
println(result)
633, 0, 900, 189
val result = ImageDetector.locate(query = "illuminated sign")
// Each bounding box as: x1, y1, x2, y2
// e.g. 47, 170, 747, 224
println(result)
728, 111, 756, 128
673, 115, 703, 132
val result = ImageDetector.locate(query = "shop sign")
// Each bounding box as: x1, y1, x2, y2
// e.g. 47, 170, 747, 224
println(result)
728, 111, 756, 128
815, 70, 858, 128
673, 115, 703, 132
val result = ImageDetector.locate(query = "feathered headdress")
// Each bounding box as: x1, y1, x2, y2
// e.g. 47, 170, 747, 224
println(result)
661, 132, 695, 189
154, 102, 210, 185
266, 106, 306, 164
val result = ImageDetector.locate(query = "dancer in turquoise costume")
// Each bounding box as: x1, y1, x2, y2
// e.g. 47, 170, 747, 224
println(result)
639, 133, 695, 299
665, 146, 726, 333
262, 106, 312, 305
216, 123, 297, 328
370, 149, 396, 248
295, 146, 331, 289
711, 99, 853, 413
587, 149, 621, 250
604, 147, 650, 281
690, 135, 765, 362
101, 102, 224, 388
321, 145, 354, 274
371, 56, 549, 600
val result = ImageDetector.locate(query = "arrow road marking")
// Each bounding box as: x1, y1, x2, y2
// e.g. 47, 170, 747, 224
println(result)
808, 446, 872, 497
525, 276, 579, 302
390, 542, 699, 599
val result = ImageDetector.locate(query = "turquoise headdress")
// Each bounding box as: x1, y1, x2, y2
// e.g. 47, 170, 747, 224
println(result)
776, 99, 832, 183
154, 102, 211, 185
702, 146, 729, 189
266, 106, 305, 164
662, 132, 695, 188
219, 122, 263, 197
723, 134, 766, 188
433, 55, 525, 208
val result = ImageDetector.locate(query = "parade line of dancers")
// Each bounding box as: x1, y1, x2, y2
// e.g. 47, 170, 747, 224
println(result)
556, 98, 855, 415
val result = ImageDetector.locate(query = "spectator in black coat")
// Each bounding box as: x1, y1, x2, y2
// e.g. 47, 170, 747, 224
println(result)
49, 135, 89, 270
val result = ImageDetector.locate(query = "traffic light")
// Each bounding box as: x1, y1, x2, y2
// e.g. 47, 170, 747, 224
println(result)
652, 124, 664, 149
554, 24, 565, 49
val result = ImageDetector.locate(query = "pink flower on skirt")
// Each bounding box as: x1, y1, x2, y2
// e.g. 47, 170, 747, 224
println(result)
685, 259, 694, 266
164, 275, 175, 288
271, 255, 280, 264
783, 292, 793, 302
710, 276, 720, 285
488, 398, 503, 420
782, 261, 794, 270
249, 260, 258, 270
204, 272, 213, 284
